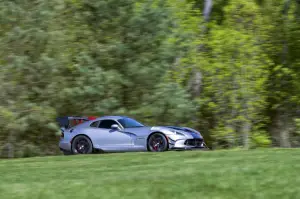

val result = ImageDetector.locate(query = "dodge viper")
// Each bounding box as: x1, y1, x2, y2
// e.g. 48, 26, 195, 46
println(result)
57, 116, 208, 154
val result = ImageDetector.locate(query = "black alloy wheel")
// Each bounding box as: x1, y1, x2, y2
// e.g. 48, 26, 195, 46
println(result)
71, 135, 93, 154
148, 133, 168, 152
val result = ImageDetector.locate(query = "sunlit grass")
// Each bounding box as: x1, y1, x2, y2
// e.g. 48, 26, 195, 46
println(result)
1, 149, 300, 199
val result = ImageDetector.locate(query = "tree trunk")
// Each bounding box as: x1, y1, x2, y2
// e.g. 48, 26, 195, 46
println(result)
203, 0, 213, 22
279, 129, 291, 148
242, 121, 251, 149
7, 133, 15, 158
279, 112, 291, 148
2, 133, 15, 158
6, 143, 14, 158
189, 0, 213, 98
271, 110, 291, 148
188, 70, 202, 98
273, 0, 291, 148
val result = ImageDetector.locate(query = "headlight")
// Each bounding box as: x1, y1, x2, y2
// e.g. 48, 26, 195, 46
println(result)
171, 130, 185, 136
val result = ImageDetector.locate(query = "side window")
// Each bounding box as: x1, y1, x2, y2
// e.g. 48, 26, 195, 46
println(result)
98, 120, 118, 129
90, 121, 100, 128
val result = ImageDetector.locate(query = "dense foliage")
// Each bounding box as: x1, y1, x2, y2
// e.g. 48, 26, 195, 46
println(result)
1, 0, 300, 157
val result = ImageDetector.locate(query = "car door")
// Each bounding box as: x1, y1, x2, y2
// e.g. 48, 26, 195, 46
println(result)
93, 119, 134, 151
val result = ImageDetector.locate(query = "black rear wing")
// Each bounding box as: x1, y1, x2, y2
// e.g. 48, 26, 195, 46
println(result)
56, 116, 97, 129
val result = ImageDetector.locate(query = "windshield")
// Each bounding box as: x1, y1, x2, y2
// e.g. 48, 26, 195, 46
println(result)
118, 118, 144, 128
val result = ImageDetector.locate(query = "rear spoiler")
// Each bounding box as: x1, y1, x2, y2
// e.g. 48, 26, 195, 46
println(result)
56, 116, 97, 129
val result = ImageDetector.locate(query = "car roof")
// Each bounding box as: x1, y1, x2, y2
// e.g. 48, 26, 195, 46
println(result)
95, 116, 130, 120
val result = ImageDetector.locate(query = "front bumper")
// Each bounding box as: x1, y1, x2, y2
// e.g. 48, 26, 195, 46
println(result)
168, 137, 208, 150
171, 146, 208, 151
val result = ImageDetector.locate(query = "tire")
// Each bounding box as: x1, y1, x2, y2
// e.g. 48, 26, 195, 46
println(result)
147, 133, 168, 152
71, 135, 93, 154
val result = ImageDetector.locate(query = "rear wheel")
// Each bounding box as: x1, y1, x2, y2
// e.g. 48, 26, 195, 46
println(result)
147, 133, 168, 152
71, 135, 93, 154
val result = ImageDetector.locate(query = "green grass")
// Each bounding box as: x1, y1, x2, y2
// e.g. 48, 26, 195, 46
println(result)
1, 149, 300, 199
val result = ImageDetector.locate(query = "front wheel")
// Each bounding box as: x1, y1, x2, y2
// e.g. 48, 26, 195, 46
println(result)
147, 133, 168, 152
71, 135, 93, 154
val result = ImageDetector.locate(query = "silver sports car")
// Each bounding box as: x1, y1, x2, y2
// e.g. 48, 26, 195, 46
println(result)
57, 116, 208, 154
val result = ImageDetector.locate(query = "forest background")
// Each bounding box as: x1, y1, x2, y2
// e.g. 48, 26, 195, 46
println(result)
1, 0, 300, 158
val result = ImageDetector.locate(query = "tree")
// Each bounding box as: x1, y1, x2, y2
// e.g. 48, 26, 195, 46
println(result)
0, 0, 199, 157
197, 0, 270, 148
261, 0, 300, 147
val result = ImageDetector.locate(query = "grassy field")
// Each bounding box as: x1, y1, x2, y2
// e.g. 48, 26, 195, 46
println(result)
1, 149, 300, 199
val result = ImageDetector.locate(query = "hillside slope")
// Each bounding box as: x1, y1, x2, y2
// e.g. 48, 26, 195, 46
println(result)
1, 149, 300, 199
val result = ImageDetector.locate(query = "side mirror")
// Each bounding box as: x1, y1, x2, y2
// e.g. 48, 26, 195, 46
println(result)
111, 124, 120, 130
